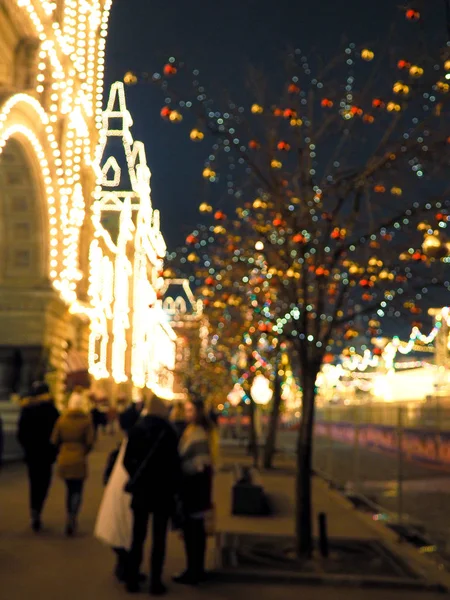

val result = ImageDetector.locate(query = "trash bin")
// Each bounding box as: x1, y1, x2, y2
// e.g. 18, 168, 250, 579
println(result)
232, 466, 270, 516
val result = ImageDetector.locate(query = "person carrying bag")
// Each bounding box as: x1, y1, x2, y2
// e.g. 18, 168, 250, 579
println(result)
94, 439, 133, 568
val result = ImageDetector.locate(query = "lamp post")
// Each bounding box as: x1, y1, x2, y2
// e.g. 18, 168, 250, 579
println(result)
251, 374, 273, 447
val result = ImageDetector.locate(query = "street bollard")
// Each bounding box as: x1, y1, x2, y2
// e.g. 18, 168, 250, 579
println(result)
353, 406, 360, 494
318, 512, 329, 558
397, 406, 404, 529
326, 407, 334, 480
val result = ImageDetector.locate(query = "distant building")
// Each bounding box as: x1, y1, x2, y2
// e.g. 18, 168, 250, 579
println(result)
162, 279, 208, 399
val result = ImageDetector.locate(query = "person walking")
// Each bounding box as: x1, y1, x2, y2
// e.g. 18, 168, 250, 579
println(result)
89, 395, 103, 442
17, 381, 59, 532
107, 403, 118, 435
95, 437, 135, 583
123, 395, 180, 595
169, 402, 187, 440
51, 392, 95, 536
174, 399, 219, 586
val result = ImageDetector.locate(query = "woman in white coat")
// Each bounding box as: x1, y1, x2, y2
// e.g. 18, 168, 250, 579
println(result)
94, 402, 142, 582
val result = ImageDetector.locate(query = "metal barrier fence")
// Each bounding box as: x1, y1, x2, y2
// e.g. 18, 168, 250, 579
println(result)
313, 402, 450, 555
316, 401, 450, 432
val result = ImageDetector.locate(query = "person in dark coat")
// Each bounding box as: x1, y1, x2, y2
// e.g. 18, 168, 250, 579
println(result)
89, 395, 103, 441
17, 381, 59, 532
0, 414, 4, 468
123, 396, 180, 596
119, 399, 143, 435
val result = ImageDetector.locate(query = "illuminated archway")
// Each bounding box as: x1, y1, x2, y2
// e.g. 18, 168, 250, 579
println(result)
0, 136, 48, 285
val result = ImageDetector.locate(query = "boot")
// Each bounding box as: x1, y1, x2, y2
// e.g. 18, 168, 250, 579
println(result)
31, 510, 41, 533
149, 580, 167, 596
114, 562, 146, 584
172, 571, 198, 586
65, 515, 76, 537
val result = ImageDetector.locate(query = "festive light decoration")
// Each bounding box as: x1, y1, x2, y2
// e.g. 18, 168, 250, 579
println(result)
409, 65, 424, 77
405, 8, 420, 21
190, 128, 204, 141
124, 71, 138, 85
361, 49, 374, 61
386, 101, 401, 112
251, 104, 263, 114
288, 83, 301, 94
251, 374, 273, 405
0, 3, 112, 311
341, 308, 450, 376
89, 82, 176, 397
228, 384, 244, 406
397, 59, 411, 70
169, 110, 183, 122
163, 63, 177, 76
157, 11, 450, 420
393, 81, 410, 95
203, 167, 216, 178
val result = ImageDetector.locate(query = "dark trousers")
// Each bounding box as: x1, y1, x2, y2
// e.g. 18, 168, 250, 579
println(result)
65, 479, 84, 517
26, 462, 53, 517
183, 517, 206, 579
113, 547, 128, 580
127, 507, 170, 586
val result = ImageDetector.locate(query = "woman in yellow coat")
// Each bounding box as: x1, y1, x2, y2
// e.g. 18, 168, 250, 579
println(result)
51, 392, 94, 536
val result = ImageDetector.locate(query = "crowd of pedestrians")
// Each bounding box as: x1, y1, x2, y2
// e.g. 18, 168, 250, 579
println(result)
16, 382, 219, 596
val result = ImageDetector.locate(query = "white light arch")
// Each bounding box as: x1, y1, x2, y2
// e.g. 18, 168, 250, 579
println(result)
0, 124, 58, 283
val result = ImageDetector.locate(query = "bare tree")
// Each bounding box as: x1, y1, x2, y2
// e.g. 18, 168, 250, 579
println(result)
129, 7, 450, 556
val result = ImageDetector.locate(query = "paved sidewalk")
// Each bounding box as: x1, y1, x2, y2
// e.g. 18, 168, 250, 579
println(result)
216, 448, 376, 539
0, 434, 447, 600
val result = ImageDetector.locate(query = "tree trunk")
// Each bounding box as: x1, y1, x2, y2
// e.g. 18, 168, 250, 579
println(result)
263, 370, 282, 469
248, 396, 259, 468
295, 369, 318, 557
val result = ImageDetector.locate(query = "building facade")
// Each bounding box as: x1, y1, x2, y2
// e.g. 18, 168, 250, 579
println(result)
162, 279, 207, 399
0, 1, 113, 401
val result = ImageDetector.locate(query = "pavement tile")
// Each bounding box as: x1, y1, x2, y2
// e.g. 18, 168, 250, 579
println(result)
0, 433, 445, 600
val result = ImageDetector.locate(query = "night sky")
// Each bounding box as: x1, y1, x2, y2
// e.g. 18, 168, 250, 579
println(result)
104, 0, 444, 250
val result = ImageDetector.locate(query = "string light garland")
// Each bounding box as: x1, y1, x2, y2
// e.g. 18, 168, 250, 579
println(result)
155, 8, 450, 410
1, 1, 113, 313
341, 307, 450, 373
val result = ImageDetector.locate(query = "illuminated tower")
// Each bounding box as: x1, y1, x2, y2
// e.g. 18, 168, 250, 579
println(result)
89, 82, 177, 400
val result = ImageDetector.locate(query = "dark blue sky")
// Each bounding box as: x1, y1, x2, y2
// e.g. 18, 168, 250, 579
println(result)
104, 0, 443, 249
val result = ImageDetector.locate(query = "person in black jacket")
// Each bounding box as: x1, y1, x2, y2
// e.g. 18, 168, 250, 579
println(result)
119, 399, 143, 435
123, 395, 180, 596
0, 414, 4, 468
17, 381, 59, 532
